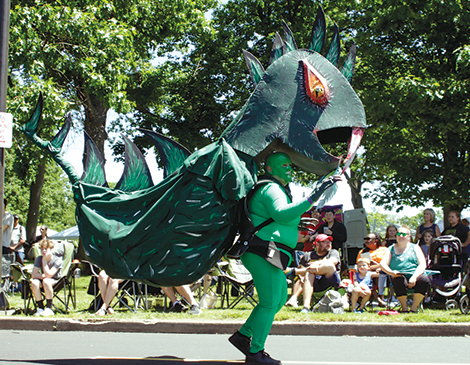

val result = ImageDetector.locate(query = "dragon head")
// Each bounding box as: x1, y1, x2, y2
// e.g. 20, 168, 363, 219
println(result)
221, 7, 366, 175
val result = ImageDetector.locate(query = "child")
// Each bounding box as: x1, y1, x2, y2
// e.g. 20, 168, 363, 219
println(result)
30, 238, 63, 316
350, 258, 378, 313
419, 229, 435, 261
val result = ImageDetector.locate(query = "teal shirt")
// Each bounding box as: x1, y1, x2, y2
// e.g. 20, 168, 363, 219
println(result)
248, 182, 313, 249
389, 243, 419, 279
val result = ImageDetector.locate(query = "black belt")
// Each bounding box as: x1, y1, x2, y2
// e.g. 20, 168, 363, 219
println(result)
246, 236, 294, 270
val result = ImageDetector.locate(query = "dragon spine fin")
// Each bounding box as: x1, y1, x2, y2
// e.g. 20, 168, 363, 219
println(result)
309, 7, 326, 53
325, 23, 341, 67
340, 43, 356, 83
139, 128, 191, 179
243, 50, 265, 86
115, 135, 154, 192
81, 132, 108, 187
282, 20, 297, 52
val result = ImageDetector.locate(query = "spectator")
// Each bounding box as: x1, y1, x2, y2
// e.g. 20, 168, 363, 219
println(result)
419, 229, 435, 261
442, 210, 470, 259
2, 198, 14, 255
356, 233, 388, 307
415, 208, 441, 244
30, 238, 64, 316
10, 215, 26, 264
317, 208, 347, 255
161, 285, 201, 315
462, 218, 469, 227
380, 225, 429, 313
350, 258, 378, 313
293, 234, 341, 313
95, 270, 122, 316
384, 224, 398, 247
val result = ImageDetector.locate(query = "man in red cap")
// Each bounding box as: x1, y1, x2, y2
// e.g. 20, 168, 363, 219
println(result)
286, 233, 341, 313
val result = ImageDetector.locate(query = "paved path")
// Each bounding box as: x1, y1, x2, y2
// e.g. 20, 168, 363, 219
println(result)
1, 330, 470, 365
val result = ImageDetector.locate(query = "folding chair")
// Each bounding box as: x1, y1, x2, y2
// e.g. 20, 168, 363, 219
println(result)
83, 260, 148, 313
10, 263, 32, 313
1, 253, 15, 294
25, 241, 76, 314
217, 259, 257, 309
114, 280, 148, 313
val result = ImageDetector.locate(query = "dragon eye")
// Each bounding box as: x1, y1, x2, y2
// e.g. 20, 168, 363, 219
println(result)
302, 61, 329, 107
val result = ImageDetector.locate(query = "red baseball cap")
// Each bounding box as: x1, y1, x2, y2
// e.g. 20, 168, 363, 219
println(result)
315, 234, 333, 243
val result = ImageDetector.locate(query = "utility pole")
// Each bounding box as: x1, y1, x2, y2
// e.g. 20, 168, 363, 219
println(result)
0, 0, 11, 275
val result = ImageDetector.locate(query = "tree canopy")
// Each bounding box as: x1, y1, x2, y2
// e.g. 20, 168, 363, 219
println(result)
350, 0, 470, 214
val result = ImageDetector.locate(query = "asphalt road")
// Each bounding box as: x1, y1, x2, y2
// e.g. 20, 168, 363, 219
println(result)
1, 330, 470, 365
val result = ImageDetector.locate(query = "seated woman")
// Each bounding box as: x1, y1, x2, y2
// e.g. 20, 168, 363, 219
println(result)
380, 225, 429, 313
95, 270, 123, 316
31, 238, 63, 317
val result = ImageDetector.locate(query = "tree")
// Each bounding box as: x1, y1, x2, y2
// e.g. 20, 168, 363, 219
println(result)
347, 0, 470, 217
8, 0, 214, 235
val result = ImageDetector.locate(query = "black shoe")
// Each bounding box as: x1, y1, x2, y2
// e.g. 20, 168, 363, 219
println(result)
245, 351, 281, 365
169, 301, 188, 313
229, 330, 251, 356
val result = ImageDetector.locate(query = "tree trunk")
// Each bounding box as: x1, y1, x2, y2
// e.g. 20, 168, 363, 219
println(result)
74, 76, 109, 158
25, 162, 46, 242
345, 170, 364, 210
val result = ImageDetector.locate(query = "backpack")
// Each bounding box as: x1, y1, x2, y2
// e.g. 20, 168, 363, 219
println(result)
225, 179, 276, 259
313, 289, 345, 314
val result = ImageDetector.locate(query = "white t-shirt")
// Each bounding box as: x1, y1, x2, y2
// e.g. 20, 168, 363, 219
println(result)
2, 211, 14, 248
11, 224, 26, 252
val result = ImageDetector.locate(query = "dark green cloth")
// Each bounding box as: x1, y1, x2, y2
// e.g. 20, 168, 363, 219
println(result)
75, 139, 257, 286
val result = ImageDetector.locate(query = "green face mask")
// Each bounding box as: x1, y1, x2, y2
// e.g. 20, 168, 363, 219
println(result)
267, 153, 293, 184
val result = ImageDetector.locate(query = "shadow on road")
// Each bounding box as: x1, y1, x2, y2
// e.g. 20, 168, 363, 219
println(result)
0, 356, 244, 365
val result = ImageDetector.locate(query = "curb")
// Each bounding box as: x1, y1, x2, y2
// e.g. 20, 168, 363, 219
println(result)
1, 317, 470, 337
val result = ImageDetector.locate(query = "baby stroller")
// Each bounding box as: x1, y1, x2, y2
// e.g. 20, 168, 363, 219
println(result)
428, 235, 464, 310
459, 261, 470, 314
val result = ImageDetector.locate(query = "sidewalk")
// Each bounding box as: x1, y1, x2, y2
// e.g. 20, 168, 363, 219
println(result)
1, 317, 470, 337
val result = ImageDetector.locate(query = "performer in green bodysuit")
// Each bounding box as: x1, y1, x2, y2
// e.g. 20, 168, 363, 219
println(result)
229, 152, 339, 365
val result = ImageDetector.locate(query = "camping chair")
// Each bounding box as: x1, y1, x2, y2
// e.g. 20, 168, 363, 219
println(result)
10, 263, 32, 313
217, 259, 257, 309
25, 240, 76, 314
84, 260, 148, 313
1, 253, 15, 294
1, 253, 15, 310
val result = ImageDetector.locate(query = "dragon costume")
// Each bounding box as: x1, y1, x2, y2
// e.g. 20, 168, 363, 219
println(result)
20, 7, 366, 288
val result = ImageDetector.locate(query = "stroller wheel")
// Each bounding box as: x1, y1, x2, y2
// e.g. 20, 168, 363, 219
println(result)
460, 294, 470, 314
445, 299, 459, 310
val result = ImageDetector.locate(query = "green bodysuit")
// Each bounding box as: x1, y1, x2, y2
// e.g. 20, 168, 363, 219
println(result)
239, 180, 313, 353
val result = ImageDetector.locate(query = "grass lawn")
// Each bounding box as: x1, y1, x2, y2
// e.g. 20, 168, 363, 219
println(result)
4, 274, 470, 324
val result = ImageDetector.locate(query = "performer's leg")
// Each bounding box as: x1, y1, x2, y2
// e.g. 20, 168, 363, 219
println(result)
239, 253, 287, 354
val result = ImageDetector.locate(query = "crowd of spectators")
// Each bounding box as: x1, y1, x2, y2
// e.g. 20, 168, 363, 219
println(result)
285, 207, 470, 314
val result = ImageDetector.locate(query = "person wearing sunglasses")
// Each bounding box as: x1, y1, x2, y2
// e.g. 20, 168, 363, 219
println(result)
380, 225, 429, 312
356, 233, 388, 307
